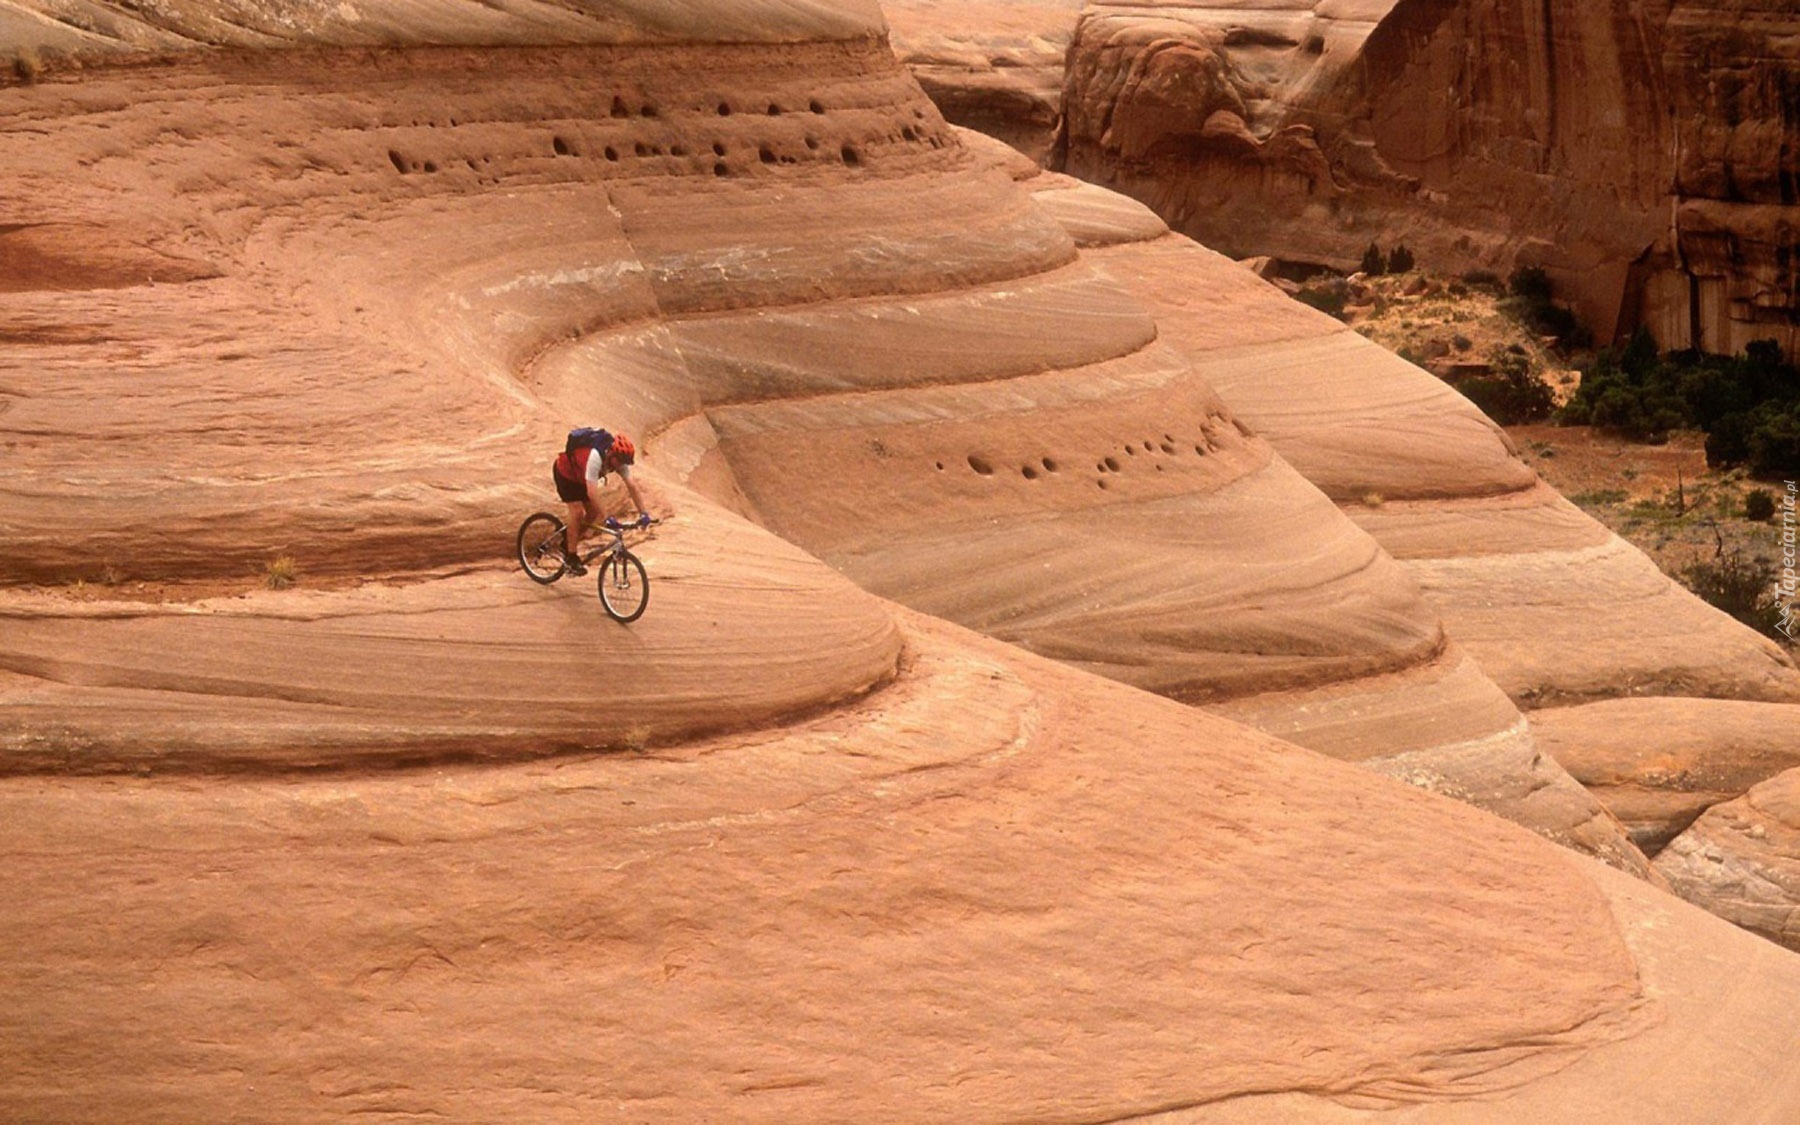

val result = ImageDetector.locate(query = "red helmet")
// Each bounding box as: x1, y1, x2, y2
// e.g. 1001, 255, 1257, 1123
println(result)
604, 433, 636, 470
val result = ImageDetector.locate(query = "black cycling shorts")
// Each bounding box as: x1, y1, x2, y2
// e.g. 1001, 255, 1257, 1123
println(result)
553, 465, 586, 504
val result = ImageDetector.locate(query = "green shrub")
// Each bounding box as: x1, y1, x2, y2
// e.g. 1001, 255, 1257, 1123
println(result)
1386, 244, 1416, 273
1680, 550, 1786, 640
1745, 489, 1777, 521
1746, 404, 1800, 477
1446, 347, 1554, 424
1562, 336, 1800, 473
1294, 286, 1347, 319
1509, 265, 1553, 303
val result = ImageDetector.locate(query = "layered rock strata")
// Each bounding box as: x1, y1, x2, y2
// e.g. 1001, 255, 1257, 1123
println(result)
1007, 144, 1800, 946
1533, 697, 1800, 854
0, 9, 1646, 865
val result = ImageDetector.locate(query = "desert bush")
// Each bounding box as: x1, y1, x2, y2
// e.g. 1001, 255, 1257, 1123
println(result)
1446, 347, 1554, 424
265, 555, 299, 590
1508, 265, 1553, 303
1569, 489, 1629, 506
1745, 489, 1777, 521
1386, 244, 1415, 273
1493, 265, 1590, 348
1294, 285, 1347, 319
1680, 549, 1786, 640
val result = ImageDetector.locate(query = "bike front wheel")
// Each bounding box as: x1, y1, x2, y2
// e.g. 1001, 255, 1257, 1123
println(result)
516, 512, 568, 584
597, 550, 649, 622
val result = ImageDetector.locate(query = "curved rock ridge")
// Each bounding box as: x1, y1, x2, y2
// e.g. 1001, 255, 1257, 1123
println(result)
0, 492, 904, 772
0, 0, 887, 59
1146, 859, 1800, 1123
1047, 173, 1800, 709
1003, 148, 1800, 910
0, 609, 1663, 1120
0, 38, 980, 582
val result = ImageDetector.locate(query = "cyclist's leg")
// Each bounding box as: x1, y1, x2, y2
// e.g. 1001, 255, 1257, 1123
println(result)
582, 493, 609, 538
563, 500, 587, 555
553, 465, 588, 556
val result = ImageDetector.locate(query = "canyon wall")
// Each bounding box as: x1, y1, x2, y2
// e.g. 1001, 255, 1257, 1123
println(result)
891, 0, 1800, 357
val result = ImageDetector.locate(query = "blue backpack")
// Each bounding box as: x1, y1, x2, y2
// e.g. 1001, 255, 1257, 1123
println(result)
565, 427, 612, 456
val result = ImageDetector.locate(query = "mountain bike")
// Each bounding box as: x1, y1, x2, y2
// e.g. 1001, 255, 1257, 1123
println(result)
516, 512, 655, 622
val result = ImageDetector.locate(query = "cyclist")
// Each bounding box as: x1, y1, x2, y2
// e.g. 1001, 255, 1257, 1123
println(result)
553, 427, 653, 575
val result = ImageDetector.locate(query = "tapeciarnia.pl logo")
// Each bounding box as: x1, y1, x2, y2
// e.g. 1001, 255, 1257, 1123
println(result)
1778, 481, 1798, 640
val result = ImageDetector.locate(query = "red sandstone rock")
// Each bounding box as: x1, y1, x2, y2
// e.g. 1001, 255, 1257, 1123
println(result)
2, 3, 1800, 1119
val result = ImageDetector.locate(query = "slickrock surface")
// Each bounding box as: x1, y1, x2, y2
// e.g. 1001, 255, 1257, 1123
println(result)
1532, 698, 1800, 854
0, 610, 1675, 1121
971, 144, 1798, 872
894, 0, 1800, 359
1656, 767, 1800, 954
695, 126, 1643, 873
1157, 859, 1800, 1123
5, 2, 1800, 1119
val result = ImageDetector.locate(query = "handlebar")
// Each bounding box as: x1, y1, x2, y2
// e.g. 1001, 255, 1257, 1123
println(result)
594, 516, 660, 532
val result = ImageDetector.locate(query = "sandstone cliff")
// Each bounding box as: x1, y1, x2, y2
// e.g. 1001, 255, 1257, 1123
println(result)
892, 0, 1800, 358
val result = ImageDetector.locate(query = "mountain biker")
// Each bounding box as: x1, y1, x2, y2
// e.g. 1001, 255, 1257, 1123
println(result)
553, 427, 652, 575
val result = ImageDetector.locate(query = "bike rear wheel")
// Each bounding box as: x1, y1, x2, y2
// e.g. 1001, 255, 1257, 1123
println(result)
597, 550, 649, 622
516, 512, 568, 584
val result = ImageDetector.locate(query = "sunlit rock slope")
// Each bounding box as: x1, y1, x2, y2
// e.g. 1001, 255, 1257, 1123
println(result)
0, 0, 1643, 865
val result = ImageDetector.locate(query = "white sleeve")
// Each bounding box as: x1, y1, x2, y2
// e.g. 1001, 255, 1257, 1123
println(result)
585, 451, 604, 487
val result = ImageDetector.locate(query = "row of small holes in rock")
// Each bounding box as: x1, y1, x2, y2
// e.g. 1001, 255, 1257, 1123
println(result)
935, 436, 1220, 491
389, 138, 866, 176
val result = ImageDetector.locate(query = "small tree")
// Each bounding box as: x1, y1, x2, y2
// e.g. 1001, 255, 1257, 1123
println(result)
1386, 244, 1416, 273
1359, 242, 1386, 277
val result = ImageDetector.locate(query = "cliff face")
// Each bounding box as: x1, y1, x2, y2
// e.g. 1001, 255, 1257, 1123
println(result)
1344, 0, 1800, 355
913, 0, 1800, 357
